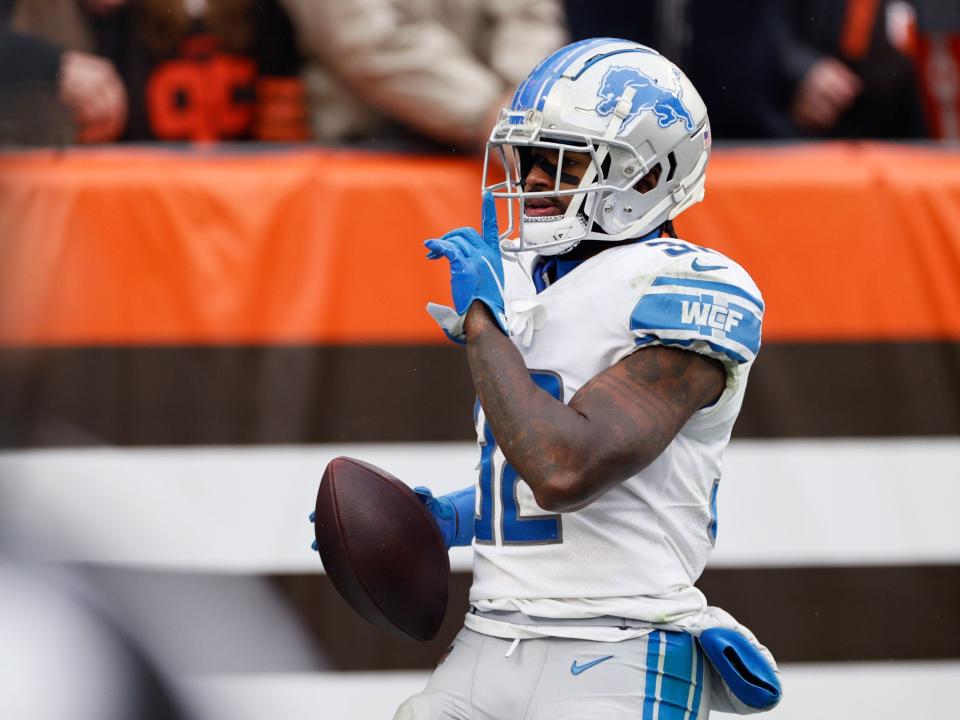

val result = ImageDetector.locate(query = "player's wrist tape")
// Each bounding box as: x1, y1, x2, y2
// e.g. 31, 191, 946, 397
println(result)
425, 303, 468, 344
698, 628, 782, 712
425, 300, 509, 344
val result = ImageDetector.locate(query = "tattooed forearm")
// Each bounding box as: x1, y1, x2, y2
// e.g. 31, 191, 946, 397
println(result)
465, 303, 586, 509
464, 301, 725, 512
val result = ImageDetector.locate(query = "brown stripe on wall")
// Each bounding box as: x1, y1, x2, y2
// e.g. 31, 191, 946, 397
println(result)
741, 340, 960, 437
1, 341, 958, 448
275, 564, 960, 670
0, 345, 476, 447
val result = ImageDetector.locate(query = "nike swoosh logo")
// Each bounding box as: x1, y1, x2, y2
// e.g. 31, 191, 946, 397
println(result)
570, 655, 614, 676
691, 258, 727, 272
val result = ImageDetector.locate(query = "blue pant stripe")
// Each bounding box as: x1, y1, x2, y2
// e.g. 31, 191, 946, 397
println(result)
691, 640, 705, 718
642, 631, 662, 720
659, 632, 693, 720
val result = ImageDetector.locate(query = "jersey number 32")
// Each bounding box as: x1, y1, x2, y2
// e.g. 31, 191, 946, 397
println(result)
475, 371, 563, 546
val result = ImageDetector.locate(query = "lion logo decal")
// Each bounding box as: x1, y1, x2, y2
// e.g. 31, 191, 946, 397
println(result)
595, 66, 695, 134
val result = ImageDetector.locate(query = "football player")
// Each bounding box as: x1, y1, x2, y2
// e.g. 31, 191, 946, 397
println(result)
401, 38, 781, 719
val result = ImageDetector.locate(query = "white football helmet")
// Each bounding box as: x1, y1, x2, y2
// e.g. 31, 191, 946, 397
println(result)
483, 38, 711, 256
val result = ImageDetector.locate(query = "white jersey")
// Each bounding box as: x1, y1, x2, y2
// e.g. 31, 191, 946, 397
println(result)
465, 238, 764, 639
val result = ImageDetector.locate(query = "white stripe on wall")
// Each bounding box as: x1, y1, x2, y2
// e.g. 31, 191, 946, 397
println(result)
1, 438, 957, 572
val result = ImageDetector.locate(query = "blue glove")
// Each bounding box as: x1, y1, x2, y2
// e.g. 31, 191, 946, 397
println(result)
309, 511, 318, 552
679, 606, 782, 714
699, 628, 782, 712
425, 192, 508, 343
414, 486, 476, 549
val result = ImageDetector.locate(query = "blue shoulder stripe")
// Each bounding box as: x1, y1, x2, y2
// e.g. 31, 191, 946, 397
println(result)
636, 335, 749, 365
652, 276, 764, 312
631, 291, 761, 359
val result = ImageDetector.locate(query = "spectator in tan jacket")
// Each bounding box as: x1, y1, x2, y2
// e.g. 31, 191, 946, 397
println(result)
279, 0, 568, 150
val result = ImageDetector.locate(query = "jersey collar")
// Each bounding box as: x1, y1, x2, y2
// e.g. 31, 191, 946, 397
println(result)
532, 227, 662, 293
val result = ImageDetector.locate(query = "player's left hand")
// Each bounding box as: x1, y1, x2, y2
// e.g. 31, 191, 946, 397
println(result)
414, 486, 477, 549
425, 192, 508, 343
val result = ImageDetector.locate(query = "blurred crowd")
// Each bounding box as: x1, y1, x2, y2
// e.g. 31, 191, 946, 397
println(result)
0, 0, 958, 147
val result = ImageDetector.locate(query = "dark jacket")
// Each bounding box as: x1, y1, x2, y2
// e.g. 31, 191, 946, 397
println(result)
563, 0, 799, 139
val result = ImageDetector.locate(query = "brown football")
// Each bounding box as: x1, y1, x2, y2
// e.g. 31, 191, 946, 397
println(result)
314, 456, 450, 642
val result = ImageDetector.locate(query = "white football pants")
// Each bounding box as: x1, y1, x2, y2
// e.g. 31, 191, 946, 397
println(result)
394, 626, 712, 719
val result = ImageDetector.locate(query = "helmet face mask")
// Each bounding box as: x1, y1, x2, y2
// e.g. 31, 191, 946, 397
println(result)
482, 39, 711, 256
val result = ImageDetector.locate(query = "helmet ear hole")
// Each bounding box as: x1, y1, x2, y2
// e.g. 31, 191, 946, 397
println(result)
665, 152, 678, 182
634, 163, 663, 194
599, 153, 612, 182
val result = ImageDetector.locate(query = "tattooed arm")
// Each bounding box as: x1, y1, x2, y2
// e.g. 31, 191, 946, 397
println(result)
464, 301, 726, 513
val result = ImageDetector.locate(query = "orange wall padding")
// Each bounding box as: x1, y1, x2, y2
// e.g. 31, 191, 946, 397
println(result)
1, 143, 959, 346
